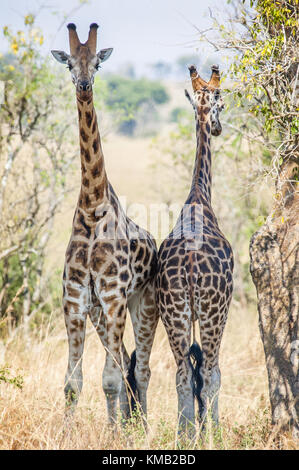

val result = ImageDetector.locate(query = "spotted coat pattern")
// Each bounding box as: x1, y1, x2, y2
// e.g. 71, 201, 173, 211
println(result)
156, 65, 234, 435
55, 25, 158, 426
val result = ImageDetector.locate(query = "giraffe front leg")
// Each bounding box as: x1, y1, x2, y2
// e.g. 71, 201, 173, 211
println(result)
128, 281, 159, 424
99, 294, 127, 427
118, 347, 132, 422
88, 304, 131, 422
63, 282, 89, 418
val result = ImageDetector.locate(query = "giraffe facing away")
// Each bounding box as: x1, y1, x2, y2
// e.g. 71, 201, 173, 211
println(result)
156, 65, 234, 436
51, 23, 158, 426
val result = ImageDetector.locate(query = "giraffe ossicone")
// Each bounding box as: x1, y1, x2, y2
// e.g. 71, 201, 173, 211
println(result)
51, 23, 158, 428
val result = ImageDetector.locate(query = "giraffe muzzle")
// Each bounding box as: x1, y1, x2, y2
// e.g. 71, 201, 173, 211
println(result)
211, 122, 222, 137
78, 80, 91, 92
76, 81, 93, 101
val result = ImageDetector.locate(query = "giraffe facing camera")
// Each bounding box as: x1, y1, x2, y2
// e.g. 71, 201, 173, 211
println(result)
51, 23, 113, 100
51, 24, 159, 429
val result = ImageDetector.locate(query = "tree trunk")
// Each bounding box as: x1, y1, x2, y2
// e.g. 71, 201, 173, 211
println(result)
249, 161, 299, 439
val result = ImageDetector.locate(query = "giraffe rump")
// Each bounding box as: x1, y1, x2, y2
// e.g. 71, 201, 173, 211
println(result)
188, 341, 204, 416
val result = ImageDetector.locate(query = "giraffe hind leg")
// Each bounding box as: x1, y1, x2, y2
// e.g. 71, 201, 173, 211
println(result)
160, 303, 196, 439
128, 281, 159, 425
176, 348, 196, 438
198, 305, 229, 427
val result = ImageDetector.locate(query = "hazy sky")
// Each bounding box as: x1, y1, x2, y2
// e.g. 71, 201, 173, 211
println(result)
1, 0, 226, 76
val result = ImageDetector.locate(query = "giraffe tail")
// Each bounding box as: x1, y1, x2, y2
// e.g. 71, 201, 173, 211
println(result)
186, 251, 204, 414
127, 349, 138, 415
188, 341, 204, 416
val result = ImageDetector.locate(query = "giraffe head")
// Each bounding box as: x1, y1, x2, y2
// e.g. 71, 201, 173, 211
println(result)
185, 64, 224, 136
51, 23, 113, 100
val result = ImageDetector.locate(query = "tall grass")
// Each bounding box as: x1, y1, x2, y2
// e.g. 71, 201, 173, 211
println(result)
0, 304, 296, 450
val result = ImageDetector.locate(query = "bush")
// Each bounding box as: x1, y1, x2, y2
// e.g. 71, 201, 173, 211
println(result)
0, 15, 76, 339
104, 76, 169, 135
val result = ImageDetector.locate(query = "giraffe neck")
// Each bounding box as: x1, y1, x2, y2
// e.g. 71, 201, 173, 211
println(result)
191, 106, 212, 203
77, 94, 108, 212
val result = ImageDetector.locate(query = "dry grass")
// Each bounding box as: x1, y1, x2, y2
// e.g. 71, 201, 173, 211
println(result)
0, 303, 296, 450
1, 112, 296, 450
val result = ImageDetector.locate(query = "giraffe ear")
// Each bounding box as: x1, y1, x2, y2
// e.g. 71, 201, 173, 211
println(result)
97, 48, 113, 63
51, 50, 70, 64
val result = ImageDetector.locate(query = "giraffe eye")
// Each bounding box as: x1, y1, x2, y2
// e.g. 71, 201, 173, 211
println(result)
95, 63, 100, 71
67, 63, 73, 71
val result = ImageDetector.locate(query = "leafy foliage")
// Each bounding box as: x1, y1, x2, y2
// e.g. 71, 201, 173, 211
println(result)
169, 107, 189, 123
104, 75, 169, 135
204, 0, 298, 188
0, 366, 23, 389
0, 15, 76, 338
230, 0, 298, 135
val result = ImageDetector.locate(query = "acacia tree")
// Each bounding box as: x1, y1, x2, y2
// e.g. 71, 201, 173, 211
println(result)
246, 0, 298, 439
198, 0, 298, 437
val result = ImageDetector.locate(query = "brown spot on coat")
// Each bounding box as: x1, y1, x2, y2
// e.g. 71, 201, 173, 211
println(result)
92, 137, 99, 153
104, 262, 118, 276
82, 177, 89, 187
91, 160, 102, 178
85, 111, 93, 128
80, 128, 88, 143
69, 267, 85, 284
94, 185, 104, 199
